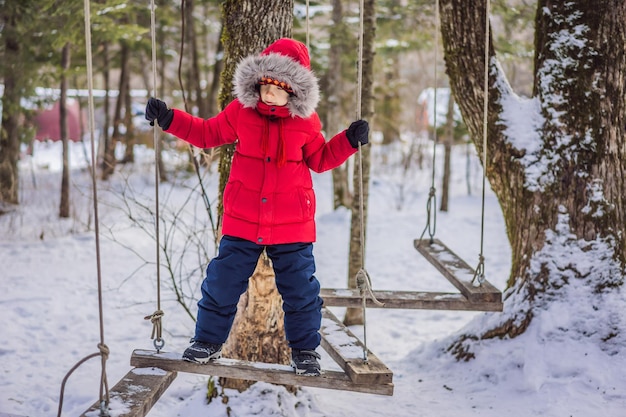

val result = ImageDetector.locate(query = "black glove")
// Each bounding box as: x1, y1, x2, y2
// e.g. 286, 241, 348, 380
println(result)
346, 120, 369, 148
145, 97, 174, 130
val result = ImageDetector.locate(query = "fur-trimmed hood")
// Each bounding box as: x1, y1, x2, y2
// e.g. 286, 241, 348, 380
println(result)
233, 38, 320, 119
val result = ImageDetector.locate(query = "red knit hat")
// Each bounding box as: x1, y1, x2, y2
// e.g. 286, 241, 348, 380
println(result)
261, 38, 311, 70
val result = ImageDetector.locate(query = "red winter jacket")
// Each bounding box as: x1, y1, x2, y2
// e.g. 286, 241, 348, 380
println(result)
166, 100, 356, 245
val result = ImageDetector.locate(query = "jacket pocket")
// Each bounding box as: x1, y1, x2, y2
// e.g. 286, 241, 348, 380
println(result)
300, 188, 315, 221
223, 181, 242, 217
273, 188, 316, 224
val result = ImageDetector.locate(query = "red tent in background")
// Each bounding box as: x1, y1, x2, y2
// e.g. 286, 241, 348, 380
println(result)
34, 98, 84, 142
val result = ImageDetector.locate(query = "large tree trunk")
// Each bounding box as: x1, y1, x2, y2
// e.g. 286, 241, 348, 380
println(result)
439, 0, 626, 357
344, 0, 376, 326
59, 42, 71, 218
217, 0, 294, 392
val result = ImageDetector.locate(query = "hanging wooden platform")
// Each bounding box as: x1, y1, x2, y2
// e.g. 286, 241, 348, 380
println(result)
321, 288, 502, 311
130, 308, 393, 396
131, 350, 392, 396
320, 308, 392, 385
80, 367, 177, 417
414, 238, 502, 304
322, 238, 503, 312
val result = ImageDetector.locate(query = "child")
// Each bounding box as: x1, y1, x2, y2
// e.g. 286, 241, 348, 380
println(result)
145, 38, 368, 376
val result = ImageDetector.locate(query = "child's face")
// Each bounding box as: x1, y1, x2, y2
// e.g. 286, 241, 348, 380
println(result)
260, 84, 290, 107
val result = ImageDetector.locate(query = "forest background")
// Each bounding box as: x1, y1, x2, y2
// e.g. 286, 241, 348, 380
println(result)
4, 0, 626, 416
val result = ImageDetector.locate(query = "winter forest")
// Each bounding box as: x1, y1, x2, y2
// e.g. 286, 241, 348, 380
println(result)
1, 1, 625, 416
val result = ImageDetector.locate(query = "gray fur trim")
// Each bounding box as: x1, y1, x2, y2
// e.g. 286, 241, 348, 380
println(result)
233, 53, 320, 118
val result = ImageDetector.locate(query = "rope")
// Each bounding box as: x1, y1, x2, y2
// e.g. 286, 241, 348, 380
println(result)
147, 0, 166, 352
356, 269, 385, 307
352, 0, 379, 362
418, 0, 440, 244
57, 2, 110, 415
472, 0, 491, 286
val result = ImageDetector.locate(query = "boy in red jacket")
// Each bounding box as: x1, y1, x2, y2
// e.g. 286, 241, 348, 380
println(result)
145, 38, 368, 376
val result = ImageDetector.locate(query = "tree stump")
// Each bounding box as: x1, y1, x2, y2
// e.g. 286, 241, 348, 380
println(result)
219, 253, 293, 392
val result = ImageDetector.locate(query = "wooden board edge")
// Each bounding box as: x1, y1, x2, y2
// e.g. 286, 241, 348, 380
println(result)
130, 350, 393, 396
320, 308, 393, 385
80, 368, 177, 417
414, 238, 502, 303
321, 288, 503, 311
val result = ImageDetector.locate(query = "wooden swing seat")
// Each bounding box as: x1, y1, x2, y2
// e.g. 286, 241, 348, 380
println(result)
321, 238, 502, 312
80, 367, 177, 417
129, 308, 392, 397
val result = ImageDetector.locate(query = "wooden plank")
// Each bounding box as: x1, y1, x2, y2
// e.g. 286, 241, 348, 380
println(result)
131, 350, 393, 396
320, 308, 393, 385
80, 367, 177, 417
414, 238, 502, 303
321, 288, 503, 311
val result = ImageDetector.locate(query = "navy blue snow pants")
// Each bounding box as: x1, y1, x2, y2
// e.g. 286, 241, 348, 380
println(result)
194, 235, 323, 350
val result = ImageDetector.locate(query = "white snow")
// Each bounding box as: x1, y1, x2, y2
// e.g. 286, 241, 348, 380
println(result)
1, 133, 625, 417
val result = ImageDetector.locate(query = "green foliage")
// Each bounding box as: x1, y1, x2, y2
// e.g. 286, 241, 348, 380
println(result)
491, 0, 536, 69
376, 0, 434, 55
206, 376, 219, 403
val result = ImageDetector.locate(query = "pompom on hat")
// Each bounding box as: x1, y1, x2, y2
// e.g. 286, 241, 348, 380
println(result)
233, 38, 320, 118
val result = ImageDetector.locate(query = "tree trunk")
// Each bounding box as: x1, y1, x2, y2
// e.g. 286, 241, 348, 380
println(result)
217, 0, 294, 392
327, 0, 351, 210
103, 42, 130, 180
439, 0, 626, 357
186, 0, 207, 118
0, 13, 21, 207
219, 253, 293, 392
101, 42, 110, 169
121, 75, 135, 164
439, 91, 456, 212
59, 42, 71, 218
206, 25, 224, 118
344, 0, 376, 326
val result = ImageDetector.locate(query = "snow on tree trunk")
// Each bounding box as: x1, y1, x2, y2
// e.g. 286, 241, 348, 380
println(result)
439, 0, 626, 358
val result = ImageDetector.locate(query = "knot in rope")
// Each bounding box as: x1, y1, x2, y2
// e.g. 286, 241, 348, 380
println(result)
144, 310, 165, 351
97, 343, 110, 360
471, 254, 486, 287
356, 268, 385, 307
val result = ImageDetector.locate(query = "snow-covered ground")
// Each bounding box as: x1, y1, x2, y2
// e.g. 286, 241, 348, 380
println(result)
1, 138, 625, 416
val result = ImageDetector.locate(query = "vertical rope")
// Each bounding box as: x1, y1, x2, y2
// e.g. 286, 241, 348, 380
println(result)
354, 0, 385, 362
84, 0, 110, 413
146, 0, 165, 352
418, 0, 440, 244
472, 0, 491, 286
